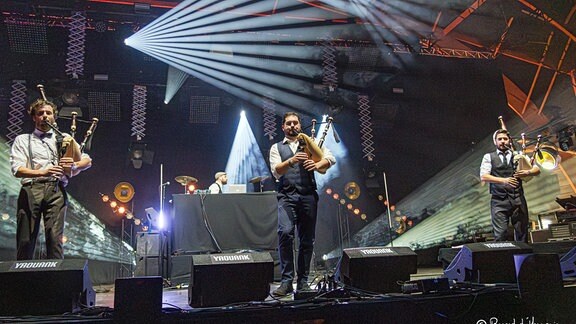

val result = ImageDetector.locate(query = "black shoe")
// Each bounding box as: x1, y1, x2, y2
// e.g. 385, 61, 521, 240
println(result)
296, 281, 311, 291
272, 282, 294, 297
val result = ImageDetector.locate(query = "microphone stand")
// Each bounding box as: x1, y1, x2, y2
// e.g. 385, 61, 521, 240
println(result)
383, 171, 394, 247
159, 163, 170, 283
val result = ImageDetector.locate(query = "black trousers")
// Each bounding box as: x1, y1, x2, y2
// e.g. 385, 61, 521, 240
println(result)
277, 191, 318, 284
490, 194, 528, 242
16, 182, 67, 260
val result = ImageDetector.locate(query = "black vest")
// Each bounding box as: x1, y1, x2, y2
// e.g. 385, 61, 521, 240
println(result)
489, 151, 522, 198
277, 141, 317, 195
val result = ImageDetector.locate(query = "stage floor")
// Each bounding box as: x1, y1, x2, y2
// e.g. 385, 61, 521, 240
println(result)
1, 265, 575, 323
3, 241, 576, 322
94, 267, 446, 311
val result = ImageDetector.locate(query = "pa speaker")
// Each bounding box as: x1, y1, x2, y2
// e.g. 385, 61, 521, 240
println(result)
136, 231, 163, 257
339, 247, 417, 293
134, 256, 164, 276
188, 252, 273, 307
114, 276, 163, 322
444, 241, 533, 283
514, 254, 563, 302
0, 259, 95, 315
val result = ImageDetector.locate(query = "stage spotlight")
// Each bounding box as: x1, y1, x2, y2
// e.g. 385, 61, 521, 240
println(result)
129, 141, 154, 170
332, 193, 339, 200
353, 208, 360, 215
187, 182, 196, 193
535, 144, 560, 170
134, 218, 141, 225
110, 201, 117, 209
326, 188, 332, 195
101, 194, 109, 202
125, 211, 134, 220
59, 106, 83, 118
117, 206, 126, 215
364, 160, 380, 189
347, 203, 353, 210
1, 213, 9, 221
360, 214, 367, 220
558, 127, 575, 151
340, 199, 346, 205
61, 235, 68, 244
62, 89, 80, 106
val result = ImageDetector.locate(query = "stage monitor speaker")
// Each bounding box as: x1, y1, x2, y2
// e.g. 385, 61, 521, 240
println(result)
444, 241, 533, 283
514, 253, 563, 304
560, 246, 576, 278
339, 246, 418, 293
188, 252, 273, 307
114, 276, 163, 322
0, 259, 95, 315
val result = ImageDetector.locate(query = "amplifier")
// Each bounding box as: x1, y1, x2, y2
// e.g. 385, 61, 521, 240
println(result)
556, 210, 576, 222
548, 223, 576, 240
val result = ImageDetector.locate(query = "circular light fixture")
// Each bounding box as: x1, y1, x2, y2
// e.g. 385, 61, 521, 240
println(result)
535, 144, 561, 170
114, 182, 135, 203
344, 182, 360, 200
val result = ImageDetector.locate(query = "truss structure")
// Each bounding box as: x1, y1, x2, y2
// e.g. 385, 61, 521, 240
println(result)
357, 94, 375, 161
6, 81, 27, 146
65, 11, 86, 78
262, 95, 277, 141
131, 85, 147, 140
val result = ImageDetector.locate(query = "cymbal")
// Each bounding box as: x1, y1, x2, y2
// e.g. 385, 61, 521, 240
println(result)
175, 175, 198, 185
249, 176, 269, 184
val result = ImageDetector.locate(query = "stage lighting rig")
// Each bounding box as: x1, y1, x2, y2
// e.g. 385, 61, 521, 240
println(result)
557, 126, 575, 152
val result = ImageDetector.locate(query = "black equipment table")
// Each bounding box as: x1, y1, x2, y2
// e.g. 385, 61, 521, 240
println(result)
171, 192, 278, 254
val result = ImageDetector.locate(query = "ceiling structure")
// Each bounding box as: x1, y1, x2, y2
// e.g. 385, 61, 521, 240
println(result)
1, 0, 575, 254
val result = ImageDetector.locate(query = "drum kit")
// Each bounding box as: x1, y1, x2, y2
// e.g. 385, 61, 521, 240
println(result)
173, 175, 271, 193
175, 175, 198, 194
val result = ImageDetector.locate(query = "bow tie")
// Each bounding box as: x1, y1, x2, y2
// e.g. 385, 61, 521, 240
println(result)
39, 132, 53, 139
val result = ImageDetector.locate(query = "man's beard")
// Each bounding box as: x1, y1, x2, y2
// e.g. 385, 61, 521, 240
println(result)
287, 128, 299, 136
